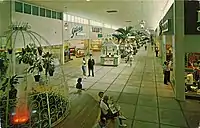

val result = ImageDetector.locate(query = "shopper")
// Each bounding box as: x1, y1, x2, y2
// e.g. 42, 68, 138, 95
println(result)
163, 61, 170, 85
88, 54, 95, 77
155, 47, 159, 57
82, 57, 86, 78
129, 53, 133, 66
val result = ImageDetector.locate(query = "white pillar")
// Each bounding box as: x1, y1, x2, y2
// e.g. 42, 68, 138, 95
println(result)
173, 0, 185, 101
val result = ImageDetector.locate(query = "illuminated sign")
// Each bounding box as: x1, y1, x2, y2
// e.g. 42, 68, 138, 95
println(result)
184, 0, 200, 34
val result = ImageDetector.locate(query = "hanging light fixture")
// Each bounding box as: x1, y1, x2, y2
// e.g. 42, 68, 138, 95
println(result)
140, 1, 145, 29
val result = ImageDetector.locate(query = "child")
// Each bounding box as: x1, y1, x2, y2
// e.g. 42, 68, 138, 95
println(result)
76, 78, 84, 90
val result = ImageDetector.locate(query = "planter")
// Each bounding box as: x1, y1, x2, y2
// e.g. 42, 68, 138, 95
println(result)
34, 75, 40, 82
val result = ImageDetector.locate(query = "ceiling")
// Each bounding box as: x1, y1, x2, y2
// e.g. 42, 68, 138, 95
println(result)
23, 0, 174, 30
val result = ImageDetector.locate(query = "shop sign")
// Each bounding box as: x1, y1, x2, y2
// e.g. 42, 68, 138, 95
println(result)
92, 27, 102, 33
71, 26, 83, 38
104, 58, 114, 65
184, 0, 200, 35
162, 20, 169, 33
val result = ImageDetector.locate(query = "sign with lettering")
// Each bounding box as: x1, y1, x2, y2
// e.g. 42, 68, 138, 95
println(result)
71, 26, 83, 38
92, 27, 102, 33
184, 0, 200, 35
104, 58, 114, 65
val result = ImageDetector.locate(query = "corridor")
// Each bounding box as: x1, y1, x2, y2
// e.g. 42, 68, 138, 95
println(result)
58, 46, 199, 128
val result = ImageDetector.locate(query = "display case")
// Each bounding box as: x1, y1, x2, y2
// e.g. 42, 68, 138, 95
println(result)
100, 41, 120, 66
185, 52, 200, 99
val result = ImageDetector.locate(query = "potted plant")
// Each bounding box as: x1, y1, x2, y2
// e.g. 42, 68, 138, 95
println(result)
28, 61, 43, 82
37, 47, 43, 56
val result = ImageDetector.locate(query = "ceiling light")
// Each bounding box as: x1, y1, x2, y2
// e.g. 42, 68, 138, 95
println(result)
86, 0, 90, 1
106, 10, 118, 13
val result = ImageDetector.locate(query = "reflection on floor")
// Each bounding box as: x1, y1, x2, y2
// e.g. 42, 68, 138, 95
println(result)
56, 47, 200, 128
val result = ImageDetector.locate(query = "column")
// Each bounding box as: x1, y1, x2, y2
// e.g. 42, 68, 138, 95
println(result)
173, 0, 185, 101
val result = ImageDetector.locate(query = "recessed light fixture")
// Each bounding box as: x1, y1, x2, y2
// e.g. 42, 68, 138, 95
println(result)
106, 10, 118, 13
86, 0, 90, 1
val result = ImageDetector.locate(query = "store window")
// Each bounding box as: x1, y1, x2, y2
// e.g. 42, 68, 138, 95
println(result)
185, 53, 200, 97
67, 14, 71, 22
32, 6, 39, 16
77, 17, 81, 23
71, 16, 74, 22
15, 1, 23, 13
46, 9, 51, 18
40, 8, 45, 17
56, 12, 63, 20
85, 19, 89, 24
24, 3, 31, 14
74, 16, 78, 23
52, 11, 56, 19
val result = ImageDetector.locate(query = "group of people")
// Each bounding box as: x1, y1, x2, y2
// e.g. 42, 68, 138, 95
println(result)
82, 54, 95, 78
93, 92, 127, 128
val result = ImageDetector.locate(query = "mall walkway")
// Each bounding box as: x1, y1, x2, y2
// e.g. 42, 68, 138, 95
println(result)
57, 46, 200, 128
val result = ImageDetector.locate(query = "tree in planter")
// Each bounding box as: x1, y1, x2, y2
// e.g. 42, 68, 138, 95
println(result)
114, 26, 133, 45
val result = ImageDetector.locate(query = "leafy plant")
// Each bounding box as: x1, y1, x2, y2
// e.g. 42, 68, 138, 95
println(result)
16, 44, 37, 65
113, 26, 134, 44
42, 52, 55, 76
0, 51, 9, 81
0, 75, 23, 92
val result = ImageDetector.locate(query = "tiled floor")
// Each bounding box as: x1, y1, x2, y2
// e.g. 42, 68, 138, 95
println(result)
57, 45, 200, 128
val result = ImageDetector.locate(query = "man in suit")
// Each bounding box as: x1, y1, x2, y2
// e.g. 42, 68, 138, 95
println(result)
88, 54, 95, 77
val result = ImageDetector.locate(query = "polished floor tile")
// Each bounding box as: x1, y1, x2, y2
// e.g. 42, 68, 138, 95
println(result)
133, 120, 159, 128
159, 109, 188, 127
135, 106, 159, 123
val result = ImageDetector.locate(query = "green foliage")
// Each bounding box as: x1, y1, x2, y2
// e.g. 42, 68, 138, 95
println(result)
0, 75, 23, 91
0, 51, 9, 81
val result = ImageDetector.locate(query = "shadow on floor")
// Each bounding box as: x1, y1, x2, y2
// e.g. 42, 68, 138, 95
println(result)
55, 92, 99, 128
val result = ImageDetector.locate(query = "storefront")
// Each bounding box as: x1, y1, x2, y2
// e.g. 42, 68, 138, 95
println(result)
63, 22, 89, 61
183, 0, 200, 99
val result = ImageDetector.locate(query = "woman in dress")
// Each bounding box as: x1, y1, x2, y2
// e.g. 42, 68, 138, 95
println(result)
82, 57, 86, 78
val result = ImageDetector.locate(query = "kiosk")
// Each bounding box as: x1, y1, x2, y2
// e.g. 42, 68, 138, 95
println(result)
100, 41, 120, 66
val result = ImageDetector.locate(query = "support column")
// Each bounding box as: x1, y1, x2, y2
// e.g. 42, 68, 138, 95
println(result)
173, 0, 185, 101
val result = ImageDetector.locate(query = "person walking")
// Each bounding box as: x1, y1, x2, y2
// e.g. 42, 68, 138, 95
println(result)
163, 61, 170, 85
88, 54, 95, 77
82, 57, 86, 78
155, 47, 159, 57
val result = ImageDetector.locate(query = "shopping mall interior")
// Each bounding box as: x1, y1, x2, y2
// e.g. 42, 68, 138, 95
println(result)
0, 0, 200, 128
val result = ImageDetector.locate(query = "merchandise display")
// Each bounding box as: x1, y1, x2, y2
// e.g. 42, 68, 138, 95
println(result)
185, 53, 200, 99
100, 39, 120, 66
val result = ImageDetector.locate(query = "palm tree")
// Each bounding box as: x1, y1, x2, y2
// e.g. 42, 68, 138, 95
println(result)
112, 26, 133, 44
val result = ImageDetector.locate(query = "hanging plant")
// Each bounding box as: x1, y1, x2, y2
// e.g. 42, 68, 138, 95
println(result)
42, 52, 55, 76
16, 44, 37, 65
37, 47, 43, 56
